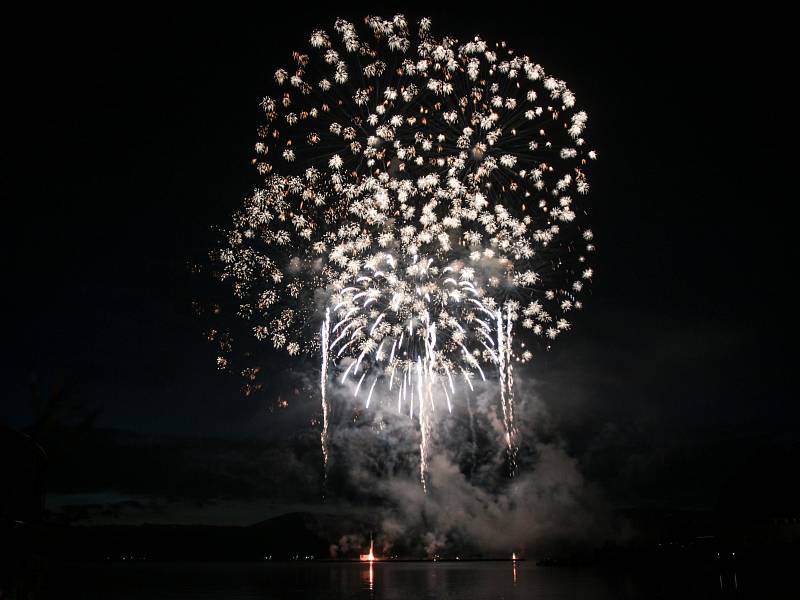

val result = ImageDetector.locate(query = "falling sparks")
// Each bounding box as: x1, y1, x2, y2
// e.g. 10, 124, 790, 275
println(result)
213, 15, 597, 489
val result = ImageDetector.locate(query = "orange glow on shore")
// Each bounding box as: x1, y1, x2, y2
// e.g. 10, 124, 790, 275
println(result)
359, 538, 377, 562
512, 552, 517, 560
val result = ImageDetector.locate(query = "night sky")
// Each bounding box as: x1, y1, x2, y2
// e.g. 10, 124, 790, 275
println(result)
2, 3, 794, 525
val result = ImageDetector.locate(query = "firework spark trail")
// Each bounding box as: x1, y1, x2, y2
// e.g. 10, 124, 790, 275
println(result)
416, 356, 429, 491
212, 14, 597, 489
497, 308, 509, 449
505, 303, 517, 473
320, 307, 331, 476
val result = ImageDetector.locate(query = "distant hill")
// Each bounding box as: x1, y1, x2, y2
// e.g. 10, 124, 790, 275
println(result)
9, 511, 377, 561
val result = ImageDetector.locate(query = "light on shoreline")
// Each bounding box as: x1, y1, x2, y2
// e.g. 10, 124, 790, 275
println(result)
359, 537, 377, 562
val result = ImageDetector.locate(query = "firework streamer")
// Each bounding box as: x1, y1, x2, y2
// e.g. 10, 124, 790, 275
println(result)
497, 308, 509, 449
320, 307, 331, 479
416, 357, 430, 491
505, 302, 517, 473
211, 15, 597, 490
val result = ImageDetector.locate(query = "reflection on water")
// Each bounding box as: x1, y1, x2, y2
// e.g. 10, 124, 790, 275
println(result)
360, 561, 373, 593
42, 560, 794, 599
719, 572, 739, 593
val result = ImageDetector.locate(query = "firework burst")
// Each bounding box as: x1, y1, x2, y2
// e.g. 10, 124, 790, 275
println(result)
213, 15, 596, 489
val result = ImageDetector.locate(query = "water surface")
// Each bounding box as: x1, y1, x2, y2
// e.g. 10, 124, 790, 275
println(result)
44, 560, 787, 599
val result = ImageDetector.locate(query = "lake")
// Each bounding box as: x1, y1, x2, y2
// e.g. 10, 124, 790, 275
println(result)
38, 560, 791, 599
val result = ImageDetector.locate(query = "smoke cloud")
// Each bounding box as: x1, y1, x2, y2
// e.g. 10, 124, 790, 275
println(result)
323, 373, 618, 558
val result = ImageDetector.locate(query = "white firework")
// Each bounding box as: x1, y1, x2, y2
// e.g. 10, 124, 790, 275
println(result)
215, 15, 597, 489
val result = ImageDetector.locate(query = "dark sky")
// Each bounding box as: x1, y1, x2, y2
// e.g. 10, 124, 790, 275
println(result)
1, 3, 794, 524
